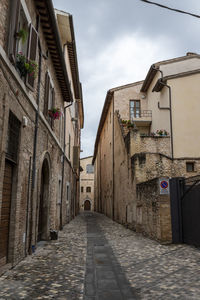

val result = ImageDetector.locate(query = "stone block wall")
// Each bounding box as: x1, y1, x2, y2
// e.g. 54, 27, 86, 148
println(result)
136, 178, 172, 243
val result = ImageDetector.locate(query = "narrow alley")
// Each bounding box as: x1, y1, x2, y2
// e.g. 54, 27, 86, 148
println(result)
0, 212, 200, 300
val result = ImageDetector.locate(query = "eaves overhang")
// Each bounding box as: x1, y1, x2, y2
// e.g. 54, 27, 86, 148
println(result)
140, 64, 158, 93
34, 0, 73, 102
67, 15, 81, 100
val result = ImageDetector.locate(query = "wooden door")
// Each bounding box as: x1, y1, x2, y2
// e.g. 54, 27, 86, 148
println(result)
84, 200, 91, 211
0, 161, 13, 265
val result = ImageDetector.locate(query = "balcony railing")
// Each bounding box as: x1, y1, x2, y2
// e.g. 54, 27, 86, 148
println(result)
130, 110, 152, 126
130, 109, 152, 119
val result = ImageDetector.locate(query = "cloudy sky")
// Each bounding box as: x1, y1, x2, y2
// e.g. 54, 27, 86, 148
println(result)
53, 0, 200, 158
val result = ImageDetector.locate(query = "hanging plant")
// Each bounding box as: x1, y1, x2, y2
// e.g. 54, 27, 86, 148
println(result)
16, 28, 28, 44
48, 108, 61, 120
16, 52, 38, 78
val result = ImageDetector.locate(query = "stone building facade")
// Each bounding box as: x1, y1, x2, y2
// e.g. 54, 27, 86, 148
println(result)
80, 156, 94, 211
93, 53, 200, 243
0, 0, 83, 273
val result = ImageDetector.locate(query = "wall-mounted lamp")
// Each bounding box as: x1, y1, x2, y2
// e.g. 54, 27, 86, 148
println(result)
71, 117, 78, 122
22, 116, 28, 128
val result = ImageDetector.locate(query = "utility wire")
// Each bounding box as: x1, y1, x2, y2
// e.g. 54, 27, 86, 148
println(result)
140, 0, 200, 19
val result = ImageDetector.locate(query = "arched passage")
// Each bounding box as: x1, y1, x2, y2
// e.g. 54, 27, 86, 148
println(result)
38, 158, 50, 241
84, 200, 91, 211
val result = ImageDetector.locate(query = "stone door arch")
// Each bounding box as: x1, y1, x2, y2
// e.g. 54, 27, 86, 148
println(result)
84, 200, 91, 211
38, 158, 50, 241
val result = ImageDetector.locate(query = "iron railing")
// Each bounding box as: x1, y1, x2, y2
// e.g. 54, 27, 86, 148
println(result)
130, 109, 152, 119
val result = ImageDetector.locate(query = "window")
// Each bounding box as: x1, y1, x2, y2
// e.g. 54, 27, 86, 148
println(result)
86, 187, 91, 193
186, 162, 195, 172
8, 1, 38, 89
130, 100, 140, 119
6, 111, 21, 163
44, 72, 55, 128
81, 186, 84, 193
86, 164, 94, 174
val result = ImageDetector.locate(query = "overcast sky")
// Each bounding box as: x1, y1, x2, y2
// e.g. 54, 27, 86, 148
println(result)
53, 0, 200, 158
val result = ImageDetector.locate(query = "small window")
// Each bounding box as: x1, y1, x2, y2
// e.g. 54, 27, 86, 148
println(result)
86, 164, 94, 174
86, 187, 91, 193
186, 162, 195, 172
130, 100, 140, 119
81, 186, 84, 193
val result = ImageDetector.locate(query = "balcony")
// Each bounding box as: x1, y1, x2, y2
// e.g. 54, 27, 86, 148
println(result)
131, 110, 152, 127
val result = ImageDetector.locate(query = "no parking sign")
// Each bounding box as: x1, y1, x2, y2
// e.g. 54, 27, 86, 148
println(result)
159, 177, 170, 195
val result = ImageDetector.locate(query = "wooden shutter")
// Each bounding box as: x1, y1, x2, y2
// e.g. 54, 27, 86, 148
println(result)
51, 89, 55, 129
7, 0, 20, 63
26, 24, 38, 89
44, 72, 50, 116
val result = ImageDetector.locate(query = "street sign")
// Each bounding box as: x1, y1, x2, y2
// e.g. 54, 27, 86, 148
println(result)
159, 177, 170, 195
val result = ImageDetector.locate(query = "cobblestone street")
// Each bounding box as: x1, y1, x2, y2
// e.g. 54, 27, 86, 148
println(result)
1, 212, 200, 299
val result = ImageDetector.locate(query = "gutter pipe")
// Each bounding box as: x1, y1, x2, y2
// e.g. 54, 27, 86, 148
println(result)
60, 101, 73, 230
151, 65, 174, 160
159, 81, 174, 160
29, 40, 42, 254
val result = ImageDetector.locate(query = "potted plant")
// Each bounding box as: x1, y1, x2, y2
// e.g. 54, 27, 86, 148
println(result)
48, 108, 61, 120
16, 52, 38, 78
121, 119, 127, 126
127, 120, 134, 128
156, 129, 168, 136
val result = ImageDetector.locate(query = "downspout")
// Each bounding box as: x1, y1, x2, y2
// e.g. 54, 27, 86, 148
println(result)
60, 102, 72, 230
29, 40, 42, 254
159, 82, 174, 160
151, 65, 174, 160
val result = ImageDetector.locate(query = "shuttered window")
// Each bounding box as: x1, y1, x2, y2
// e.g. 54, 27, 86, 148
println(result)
26, 24, 38, 89
7, 1, 38, 89
6, 111, 21, 163
44, 72, 55, 129
7, 0, 20, 63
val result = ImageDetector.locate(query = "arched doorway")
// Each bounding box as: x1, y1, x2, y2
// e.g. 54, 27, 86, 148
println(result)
38, 159, 50, 241
84, 200, 91, 211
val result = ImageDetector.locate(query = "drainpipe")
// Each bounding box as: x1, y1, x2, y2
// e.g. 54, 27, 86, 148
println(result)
60, 102, 72, 230
29, 40, 42, 254
151, 65, 174, 160
159, 82, 174, 160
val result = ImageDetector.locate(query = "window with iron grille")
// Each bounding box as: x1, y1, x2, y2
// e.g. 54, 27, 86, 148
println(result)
81, 186, 84, 193
6, 111, 21, 163
130, 100, 140, 119
86, 186, 91, 193
186, 162, 195, 172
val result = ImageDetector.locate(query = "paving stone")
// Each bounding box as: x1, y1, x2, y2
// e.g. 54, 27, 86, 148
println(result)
0, 212, 200, 299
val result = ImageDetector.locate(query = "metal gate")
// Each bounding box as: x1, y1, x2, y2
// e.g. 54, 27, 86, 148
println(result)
170, 176, 200, 246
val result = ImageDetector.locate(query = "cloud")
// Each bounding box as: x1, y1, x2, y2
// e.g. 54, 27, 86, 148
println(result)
80, 32, 175, 157
53, 0, 200, 158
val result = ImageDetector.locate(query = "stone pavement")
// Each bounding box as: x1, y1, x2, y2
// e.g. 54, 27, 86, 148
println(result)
0, 212, 200, 299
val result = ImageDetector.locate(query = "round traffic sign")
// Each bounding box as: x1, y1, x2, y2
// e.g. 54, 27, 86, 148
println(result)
160, 180, 168, 189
